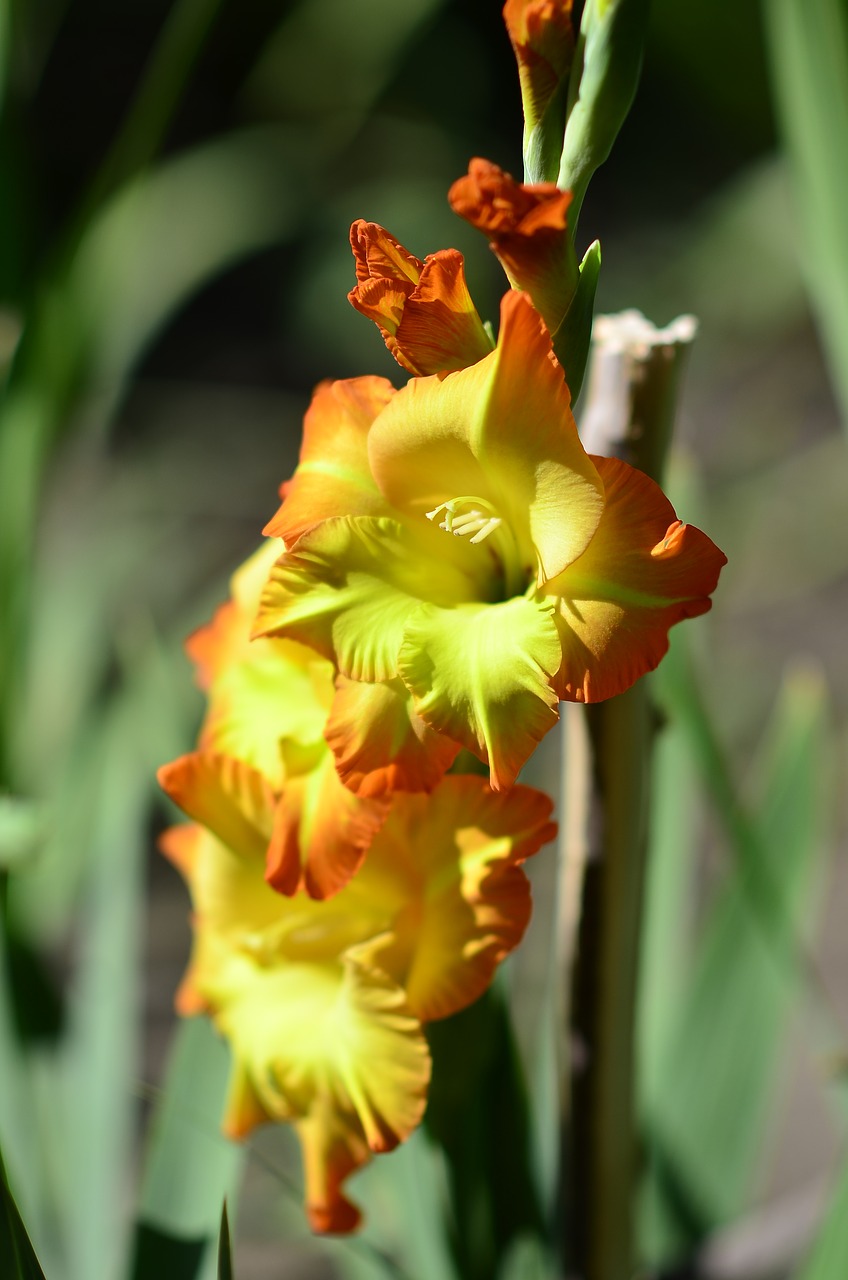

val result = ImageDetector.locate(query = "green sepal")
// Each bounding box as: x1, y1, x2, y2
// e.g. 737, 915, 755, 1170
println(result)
523, 75, 571, 185
551, 239, 602, 405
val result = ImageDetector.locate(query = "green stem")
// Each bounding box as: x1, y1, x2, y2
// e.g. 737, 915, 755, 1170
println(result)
562, 311, 697, 1280
568, 684, 653, 1280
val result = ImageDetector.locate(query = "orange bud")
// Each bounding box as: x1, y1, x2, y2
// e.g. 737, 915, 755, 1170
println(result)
503, 0, 575, 134
449, 158, 576, 333
348, 220, 493, 376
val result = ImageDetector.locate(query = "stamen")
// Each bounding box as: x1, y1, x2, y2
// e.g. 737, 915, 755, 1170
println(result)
425, 497, 502, 544
425, 494, 525, 597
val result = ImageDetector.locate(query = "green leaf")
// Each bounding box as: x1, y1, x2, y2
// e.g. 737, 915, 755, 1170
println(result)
795, 1152, 848, 1280
763, 0, 848, 429
130, 1017, 243, 1280
641, 654, 831, 1262
0, 799, 44, 870
217, 1202, 233, 1280
0, 1151, 47, 1280
424, 984, 545, 1280
551, 240, 601, 405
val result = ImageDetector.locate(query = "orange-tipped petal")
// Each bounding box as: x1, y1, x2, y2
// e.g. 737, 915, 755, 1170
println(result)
223, 1060, 274, 1139
449, 158, 576, 332
348, 221, 493, 375
324, 676, 461, 797
548, 455, 727, 702
157, 752, 274, 862
264, 377, 395, 544
357, 776, 557, 1021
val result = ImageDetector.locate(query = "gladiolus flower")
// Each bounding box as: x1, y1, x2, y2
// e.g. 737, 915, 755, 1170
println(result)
161, 761, 555, 1232
166, 540, 389, 898
257, 290, 726, 792
449, 158, 577, 334
348, 220, 494, 376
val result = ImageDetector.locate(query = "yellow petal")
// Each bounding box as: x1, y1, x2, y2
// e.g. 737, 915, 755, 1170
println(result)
398, 596, 561, 790
216, 955, 431, 1233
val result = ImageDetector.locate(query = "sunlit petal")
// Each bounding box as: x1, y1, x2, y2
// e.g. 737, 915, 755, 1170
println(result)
548, 455, 728, 701
255, 516, 478, 681
399, 596, 561, 790
267, 740, 389, 899
216, 955, 431, 1233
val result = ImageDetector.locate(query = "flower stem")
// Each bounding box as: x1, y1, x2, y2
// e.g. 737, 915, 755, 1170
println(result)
561, 311, 698, 1280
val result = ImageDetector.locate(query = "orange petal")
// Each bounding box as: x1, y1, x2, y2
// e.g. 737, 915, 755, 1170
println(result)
548, 455, 727, 702
324, 676, 461, 797
158, 822, 201, 876
266, 741, 389, 899
350, 218, 423, 289
264, 377, 395, 544
348, 221, 493, 375
449, 158, 576, 333
157, 752, 274, 862
358, 776, 557, 1021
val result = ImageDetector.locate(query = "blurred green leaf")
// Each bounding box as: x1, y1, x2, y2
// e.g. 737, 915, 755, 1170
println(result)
0, 1149, 47, 1280
795, 1154, 848, 1280
425, 984, 545, 1280
763, 0, 848, 429
131, 1016, 243, 1280
638, 719, 701, 1114
245, 0, 448, 126
339, 1126, 457, 1280
710, 434, 848, 614
51, 699, 151, 1280
0, 799, 43, 870
64, 127, 303, 411
641, 656, 831, 1262
81, 0, 226, 222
